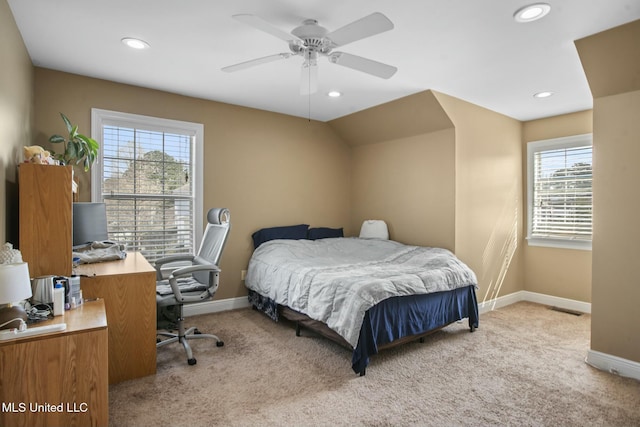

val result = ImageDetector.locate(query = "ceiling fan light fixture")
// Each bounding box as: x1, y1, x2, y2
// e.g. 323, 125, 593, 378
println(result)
121, 37, 150, 49
533, 91, 554, 98
514, 3, 551, 23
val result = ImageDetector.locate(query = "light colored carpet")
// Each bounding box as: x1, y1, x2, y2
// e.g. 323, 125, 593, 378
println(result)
109, 301, 640, 426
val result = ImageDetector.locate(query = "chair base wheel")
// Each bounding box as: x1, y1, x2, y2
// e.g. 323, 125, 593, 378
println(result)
216, 341, 224, 347
188, 358, 197, 365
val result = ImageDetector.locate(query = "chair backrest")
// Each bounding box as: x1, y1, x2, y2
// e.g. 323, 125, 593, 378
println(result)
193, 208, 230, 284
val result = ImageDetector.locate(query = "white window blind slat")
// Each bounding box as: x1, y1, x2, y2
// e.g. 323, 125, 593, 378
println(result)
527, 134, 593, 249
94, 113, 201, 264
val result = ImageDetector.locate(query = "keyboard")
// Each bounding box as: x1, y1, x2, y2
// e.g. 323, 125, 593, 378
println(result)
0, 323, 67, 341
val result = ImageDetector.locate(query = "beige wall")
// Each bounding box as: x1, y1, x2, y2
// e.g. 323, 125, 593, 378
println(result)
331, 89, 524, 301
33, 68, 352, 300
522, 111, 593, 302
331, 91, 456, 249
435, 92, 524, 303
350, 129, 456, 249
590, 90, 640, 362
576, 19, 640, 364
0, 0, 33, 245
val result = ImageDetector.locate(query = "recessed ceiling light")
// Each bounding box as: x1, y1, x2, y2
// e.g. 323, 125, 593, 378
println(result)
327, 91, 342, 98
533, 91, 554, 98
121, 37, 150, 49
514, 3, 551, 23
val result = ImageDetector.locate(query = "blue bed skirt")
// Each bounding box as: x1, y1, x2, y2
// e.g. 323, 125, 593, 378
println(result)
353, 285, 479, 375
248, 285, 479, 375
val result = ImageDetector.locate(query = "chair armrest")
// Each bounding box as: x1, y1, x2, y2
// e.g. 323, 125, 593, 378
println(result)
168, 263, 221, 303
155, 254, 196, 280
171, 264, 220, 278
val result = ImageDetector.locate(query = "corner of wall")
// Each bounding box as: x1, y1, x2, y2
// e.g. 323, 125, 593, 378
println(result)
576, 18, 640, 364
435, 92, 524, 303
1, 0, 34, 245
341, 90, 456, 248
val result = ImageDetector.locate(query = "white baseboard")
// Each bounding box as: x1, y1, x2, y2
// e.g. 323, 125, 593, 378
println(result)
521, 291, 592, 314
478, 291, 525, 314
586, 350, 640, 381
478, 290, 592, 315
183, 296, 250, 317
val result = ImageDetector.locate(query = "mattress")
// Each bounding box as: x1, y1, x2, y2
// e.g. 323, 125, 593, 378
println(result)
245, 237, 478, 348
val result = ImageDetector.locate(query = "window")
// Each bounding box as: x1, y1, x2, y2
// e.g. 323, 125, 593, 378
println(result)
91, 109, 203, 264
527, 134, 593, 250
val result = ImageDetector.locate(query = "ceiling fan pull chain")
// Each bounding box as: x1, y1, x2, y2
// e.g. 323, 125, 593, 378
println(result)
308, 60, 312, 122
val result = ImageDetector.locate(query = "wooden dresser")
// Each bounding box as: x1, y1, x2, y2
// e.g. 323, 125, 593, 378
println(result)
0, 300, 108, 427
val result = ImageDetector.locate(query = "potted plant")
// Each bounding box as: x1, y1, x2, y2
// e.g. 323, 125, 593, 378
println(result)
49, 113, 99, 171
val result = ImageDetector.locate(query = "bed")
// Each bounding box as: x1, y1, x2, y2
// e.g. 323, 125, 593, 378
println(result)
245, 225, 479, 375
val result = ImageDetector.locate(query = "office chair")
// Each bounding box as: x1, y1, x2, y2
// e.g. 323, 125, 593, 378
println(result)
155, 208, 230, 365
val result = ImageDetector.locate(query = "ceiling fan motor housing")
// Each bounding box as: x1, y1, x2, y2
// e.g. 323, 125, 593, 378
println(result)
290, 19, 334, 55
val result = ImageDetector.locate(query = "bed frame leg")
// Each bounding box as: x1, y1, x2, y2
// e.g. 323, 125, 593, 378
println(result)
419, 337, 425, 343
359, 367, 366, 377
296, 322, 301, 337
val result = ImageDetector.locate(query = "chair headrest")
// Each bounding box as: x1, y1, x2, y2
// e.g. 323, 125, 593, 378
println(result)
207, 208, 230, 225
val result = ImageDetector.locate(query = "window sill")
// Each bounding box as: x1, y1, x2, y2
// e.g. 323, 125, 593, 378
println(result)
526, 237, 592, 251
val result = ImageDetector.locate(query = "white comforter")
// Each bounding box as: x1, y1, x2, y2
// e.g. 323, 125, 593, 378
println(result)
245, 238, 477, 347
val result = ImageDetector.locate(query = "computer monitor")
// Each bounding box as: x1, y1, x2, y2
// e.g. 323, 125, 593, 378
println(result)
72, 202, 109, 246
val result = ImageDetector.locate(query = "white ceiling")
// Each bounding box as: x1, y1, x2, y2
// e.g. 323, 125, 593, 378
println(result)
8, 0, 640, 122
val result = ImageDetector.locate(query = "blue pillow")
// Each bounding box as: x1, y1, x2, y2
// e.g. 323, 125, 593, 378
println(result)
252, 224, 309, 249
308, 227, 344, 240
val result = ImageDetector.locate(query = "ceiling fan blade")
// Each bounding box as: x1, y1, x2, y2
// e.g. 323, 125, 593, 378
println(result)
300, 62, 318, 95
326, 12, 394, 47
222, 53, 291, 72
232, 14, 302, 44
329, 52, 397, 79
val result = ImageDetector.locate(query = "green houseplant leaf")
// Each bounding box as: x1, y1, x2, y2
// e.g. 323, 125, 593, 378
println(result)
48, 113, 99, 171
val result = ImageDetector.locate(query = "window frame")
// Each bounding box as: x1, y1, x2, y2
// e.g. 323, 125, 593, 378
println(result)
526, 133, 593, 251
90, 108, 204, 261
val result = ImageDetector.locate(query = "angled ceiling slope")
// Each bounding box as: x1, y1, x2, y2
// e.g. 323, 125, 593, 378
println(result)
329, 91, 452, 146
575, 19, 640, 98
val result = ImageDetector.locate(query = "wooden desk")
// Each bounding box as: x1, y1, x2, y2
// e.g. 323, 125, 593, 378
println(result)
76, 252, 157, 384
0, 300, 108, 427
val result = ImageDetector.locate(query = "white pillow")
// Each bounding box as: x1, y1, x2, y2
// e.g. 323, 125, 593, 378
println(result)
359, 220, 389, 239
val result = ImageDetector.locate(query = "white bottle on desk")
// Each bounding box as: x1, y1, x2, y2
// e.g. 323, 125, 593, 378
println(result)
53, 282, 65, 316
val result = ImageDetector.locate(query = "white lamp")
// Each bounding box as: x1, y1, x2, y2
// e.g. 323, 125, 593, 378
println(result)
0, 263, 32, 330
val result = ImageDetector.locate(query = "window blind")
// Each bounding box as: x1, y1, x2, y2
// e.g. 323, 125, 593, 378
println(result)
531, 144, 592, 241
100, 125, 196, 263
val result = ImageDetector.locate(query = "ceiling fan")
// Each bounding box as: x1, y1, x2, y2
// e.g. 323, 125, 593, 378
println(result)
222, 12, 397, 95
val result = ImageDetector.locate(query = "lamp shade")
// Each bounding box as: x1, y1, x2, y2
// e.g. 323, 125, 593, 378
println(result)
0, 263, 32, 304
